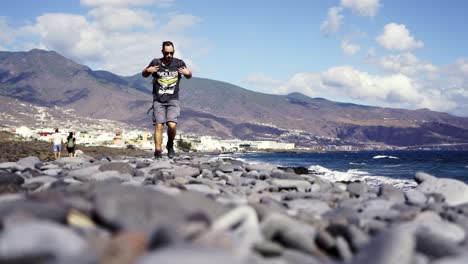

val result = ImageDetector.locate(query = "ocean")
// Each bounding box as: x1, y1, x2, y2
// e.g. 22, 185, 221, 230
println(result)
231, 150, 468, 190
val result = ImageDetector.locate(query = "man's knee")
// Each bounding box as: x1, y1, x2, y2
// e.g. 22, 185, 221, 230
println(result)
167, 122, 177, 129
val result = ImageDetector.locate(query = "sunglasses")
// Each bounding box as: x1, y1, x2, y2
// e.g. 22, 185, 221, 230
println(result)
163, 51, 174, 56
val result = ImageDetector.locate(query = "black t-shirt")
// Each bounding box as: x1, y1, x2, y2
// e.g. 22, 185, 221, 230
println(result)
147, 58, 186, 102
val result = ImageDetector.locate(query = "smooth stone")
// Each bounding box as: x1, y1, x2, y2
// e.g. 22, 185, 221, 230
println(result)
246, 163, 277, 172
414, 229, 465, 259
405, 189, 427, 206
0, 200, 69, 223
99, 162, 136, 176
315, 230, 336, 251
347, 182, 369, 197
270, 179, 311, 191
16, 156, 41, 170
336, 236, 353, 262
379, 184, 405, 204
271, 171, 304, 180
172, 166, 201, 178
39, 164, 60, 170
286, 199, 330, 216
327, 223, 370, 250
254, 241, 283, 257
67, 165, 101, 178
0, 162, 18, 170
201, 169, 214, 179
415, 172, 468, 206
261, 213, 318, 254
41, 168, 62, 176
184, 184, 220, 195
0, 220, 87, 259
350, 226, 415, 264
136, 246, 246, 264
407, 211, 466, 244
54, 157, 89, 165
432, 255, 468, 264
24, 175, 57, 185
92, 183, 189, 233
245, 171, 260, 179
218, 164, 235, 173
150, 185, 181, 196
74, 171, 132, 183
281, 249, 323, 264
0, 172, 24, 185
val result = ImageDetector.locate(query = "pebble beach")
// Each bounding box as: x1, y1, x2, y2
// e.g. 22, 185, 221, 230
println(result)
1, 150, 468, 264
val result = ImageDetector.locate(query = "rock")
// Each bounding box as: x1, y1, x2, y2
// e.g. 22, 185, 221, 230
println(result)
244, 171, 260, 179
0, 162, 18, 170
432, 255, 468, 264
0, 220, 87, 259
270, 179, 311, 192
184, 184, 221, 195
350, 226, 415, 264
405, 211, 466, 244
136, 246, 246, 264
218, 164, 235, 173
172, 166, 201, 178
92, 183, 188, 234
261, 213, 318, 255
74, 171, 132, 183
41, 168, 62, 176
0, 171, 24, 185
0, 200, 69, 223
16, 156, 41, 170
415, 172, 468, 206
347, 182, 368, 197
405, 189, 427, 206
54, 157, 89, 165
271, 170, 304, 180
336, 236, 353, 262
246, 163, 277, 172
379, 184, 405, 204
414, 229, 465, 259
99, 162, 136, 176
39, 164, 60, 170
253, 241, 283, 257
286, 199, 330, 216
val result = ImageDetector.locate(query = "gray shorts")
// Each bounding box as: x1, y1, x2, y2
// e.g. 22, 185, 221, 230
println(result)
152, 100, 181, 125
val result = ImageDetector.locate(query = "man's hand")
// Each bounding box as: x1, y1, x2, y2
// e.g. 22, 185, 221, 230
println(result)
142, 65, 159, 78
146, 65, 159, 73
178, 66, 191, 78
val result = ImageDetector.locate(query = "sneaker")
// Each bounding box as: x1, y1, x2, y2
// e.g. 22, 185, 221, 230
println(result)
166, 143, 176, 159
154, 150, 163, 159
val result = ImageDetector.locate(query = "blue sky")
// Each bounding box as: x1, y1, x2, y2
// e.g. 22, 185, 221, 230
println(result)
1, 0, 468, 116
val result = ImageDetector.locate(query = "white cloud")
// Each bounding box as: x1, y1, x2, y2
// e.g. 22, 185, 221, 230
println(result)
377, 53, 438, 78
245, 62, 468, 116
340, 0, 382, 17
88, 7, 155, 31
0, 17, 15, 47
16, 4, 202, 76
341, 40, 360, 56
80, 0, 173, 7
161, 14, 201, 32
320, 7, 343, 36
376, 23, 424, 51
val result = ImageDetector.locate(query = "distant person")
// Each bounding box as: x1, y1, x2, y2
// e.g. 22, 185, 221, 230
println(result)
142, 41, 192, 159
52, 128, 62, 159
66, 132, 76, 157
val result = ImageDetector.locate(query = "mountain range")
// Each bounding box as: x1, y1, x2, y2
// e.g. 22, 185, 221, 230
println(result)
1, 49, 468, 148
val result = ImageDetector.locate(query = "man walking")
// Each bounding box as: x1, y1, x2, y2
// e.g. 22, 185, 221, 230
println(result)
142, 41, 192, 159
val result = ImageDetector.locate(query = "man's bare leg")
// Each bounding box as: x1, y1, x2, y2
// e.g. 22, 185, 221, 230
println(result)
166, 122, 177, 158
167, 122, 177, 145
154, 124, 164, 150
